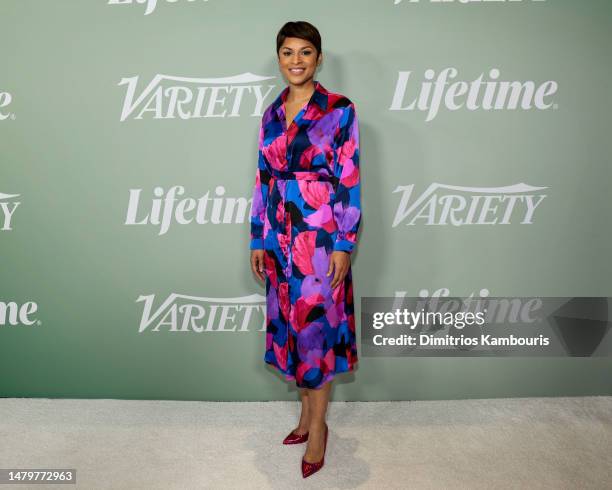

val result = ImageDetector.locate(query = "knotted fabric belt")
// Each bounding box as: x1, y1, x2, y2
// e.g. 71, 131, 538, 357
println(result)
270, 170, 339, 189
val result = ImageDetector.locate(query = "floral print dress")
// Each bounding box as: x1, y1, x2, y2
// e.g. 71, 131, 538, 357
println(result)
249, 80, 361, 389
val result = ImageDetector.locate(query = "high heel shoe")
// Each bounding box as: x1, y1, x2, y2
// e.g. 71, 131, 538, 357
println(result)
301, 422, 328, 478
282, 428, 309, 445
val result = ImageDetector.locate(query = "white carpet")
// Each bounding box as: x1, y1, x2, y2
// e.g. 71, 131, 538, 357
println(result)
0, 396, 611, 489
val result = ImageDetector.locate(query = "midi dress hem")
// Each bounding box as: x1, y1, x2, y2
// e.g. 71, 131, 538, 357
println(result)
264, 356, 358, 390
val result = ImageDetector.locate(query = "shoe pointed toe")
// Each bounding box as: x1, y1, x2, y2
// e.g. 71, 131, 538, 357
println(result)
301, 456, 324, 478
282, 429, 309, 445
300, 423, 328, 478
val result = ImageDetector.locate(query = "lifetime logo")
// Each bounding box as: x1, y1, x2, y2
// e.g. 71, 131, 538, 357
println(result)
393, 288, 495, 301
117, 72, 275, 121
391, 182, 548, 227
108, 0, 210, 16
0, 91, 14, 121
390, 68, 558, 122
0, 301, 39, 326
0, 192, 20, 231
124, 185, 251, 235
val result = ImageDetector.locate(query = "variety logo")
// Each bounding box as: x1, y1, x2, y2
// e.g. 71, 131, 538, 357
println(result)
392, 182, 547, 227
390, 68, 558, 122
0, 192, 21, 231
118, 72, 275, 121
108, 0, 210, 16
0, 301, 39, 326
394, 0, 545, 4
0, 90, 14, 121
125, 185, 251, 235
136, 293, 265, 332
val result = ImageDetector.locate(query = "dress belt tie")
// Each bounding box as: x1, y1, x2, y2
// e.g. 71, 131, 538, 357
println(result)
270, 170, 339, 189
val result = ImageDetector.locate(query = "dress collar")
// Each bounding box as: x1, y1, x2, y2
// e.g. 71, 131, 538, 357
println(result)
272, 79, 329, 118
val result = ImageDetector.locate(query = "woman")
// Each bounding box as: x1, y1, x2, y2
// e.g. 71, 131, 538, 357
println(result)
249, 21, 361, 478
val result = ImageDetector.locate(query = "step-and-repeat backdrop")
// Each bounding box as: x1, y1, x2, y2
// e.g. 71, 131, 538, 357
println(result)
1, 0, 611, 401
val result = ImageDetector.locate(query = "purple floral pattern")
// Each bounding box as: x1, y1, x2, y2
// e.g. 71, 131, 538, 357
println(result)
250, 80, 361, 389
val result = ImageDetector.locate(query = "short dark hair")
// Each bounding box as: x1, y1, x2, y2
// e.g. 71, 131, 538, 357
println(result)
276, 21, 322, 57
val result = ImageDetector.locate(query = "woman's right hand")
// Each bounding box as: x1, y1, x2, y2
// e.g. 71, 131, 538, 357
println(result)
251, 249, 265, 282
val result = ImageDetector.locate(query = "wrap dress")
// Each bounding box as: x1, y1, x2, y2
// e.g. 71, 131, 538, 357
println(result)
249, 79, 361, 389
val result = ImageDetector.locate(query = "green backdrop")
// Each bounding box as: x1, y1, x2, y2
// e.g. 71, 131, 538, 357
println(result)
1, 0, 611, 400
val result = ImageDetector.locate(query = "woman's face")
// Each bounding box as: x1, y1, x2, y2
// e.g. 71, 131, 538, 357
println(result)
278, 37, 321, 86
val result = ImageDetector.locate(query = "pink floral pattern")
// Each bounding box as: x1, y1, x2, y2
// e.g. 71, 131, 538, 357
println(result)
250, 80, 361, 389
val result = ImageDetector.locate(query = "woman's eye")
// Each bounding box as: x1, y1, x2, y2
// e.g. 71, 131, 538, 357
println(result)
281, 50, 312, 57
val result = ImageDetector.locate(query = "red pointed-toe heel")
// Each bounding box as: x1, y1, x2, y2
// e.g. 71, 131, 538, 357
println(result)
301, 422, 328, 478
283, 428, 309, 445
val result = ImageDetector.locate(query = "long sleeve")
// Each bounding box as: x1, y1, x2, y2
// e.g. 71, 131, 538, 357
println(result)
332, 102, 361, 254
249, 119, 271, 250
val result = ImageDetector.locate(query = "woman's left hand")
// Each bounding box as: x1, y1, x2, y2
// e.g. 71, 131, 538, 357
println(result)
327, 251, 351, 289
